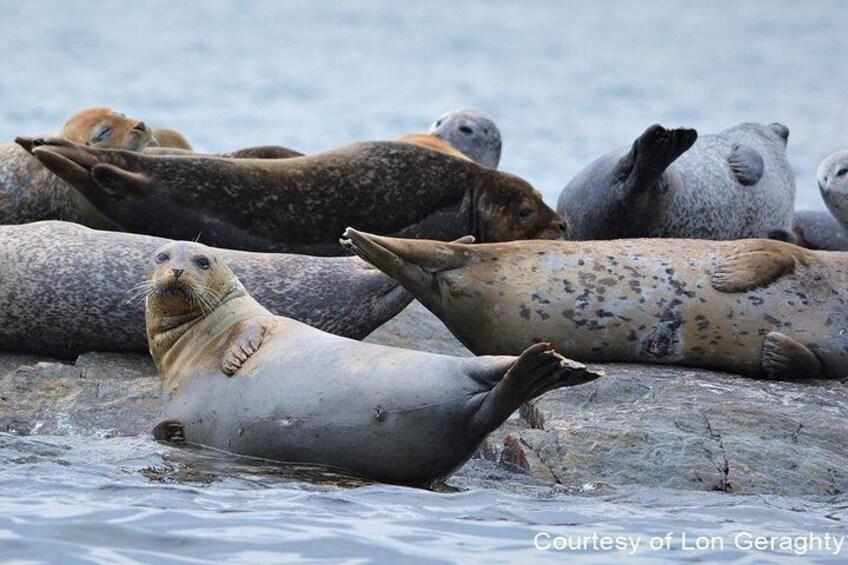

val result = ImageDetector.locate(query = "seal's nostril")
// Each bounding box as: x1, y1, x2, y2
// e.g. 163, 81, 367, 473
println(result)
172, 268, 183, 279
134, 122, 148, 132
459, 125, 473, 135
558, 221, 568, 231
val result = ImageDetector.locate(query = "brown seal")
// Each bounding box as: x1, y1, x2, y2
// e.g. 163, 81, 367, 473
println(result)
0, 221, 411, 359
146, 240, 600, 484
151, 128, 193, 150
28, 138, 567, 255
343, 229, 848, 381
1, 107, 158, 227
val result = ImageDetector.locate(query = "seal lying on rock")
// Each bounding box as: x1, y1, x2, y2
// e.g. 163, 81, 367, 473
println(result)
146, 241, 600, 484
0, 221, 411, 359
793, 210, 848, 251
556, 122, 796, 241
343, 229, 848, 381
0, 107, 163, 227
28, 138, 566, 255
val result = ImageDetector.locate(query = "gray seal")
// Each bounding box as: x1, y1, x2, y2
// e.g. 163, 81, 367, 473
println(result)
145, 241, 600, 485
556, 122, 796, 241
27, 138, 565, 255
428, 109, 502, 168
0, 221, 410, 359
793, 210, 848, 251
343, 229, 848, 381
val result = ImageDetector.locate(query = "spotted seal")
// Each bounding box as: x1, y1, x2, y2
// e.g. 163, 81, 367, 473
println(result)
145, 241, 600, 484
28, 138, 566, 255
793, 210, 848, 251
0, 221, 411, 359
556, 122, 796, 241
343, 229, 848, 381
428, 109, 502, 168
817, 150, 848, 235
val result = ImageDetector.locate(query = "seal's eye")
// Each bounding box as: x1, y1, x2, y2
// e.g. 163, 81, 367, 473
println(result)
518, 207, 535, 220
837, 168, 848, 178
459, 125, 473, 135
435, 120, 443, 128
90, 127, 113, 145
195, 257, 211, 270
156, 252, 169, 263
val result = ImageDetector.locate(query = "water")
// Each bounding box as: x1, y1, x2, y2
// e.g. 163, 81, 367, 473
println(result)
1, 1, 847, 562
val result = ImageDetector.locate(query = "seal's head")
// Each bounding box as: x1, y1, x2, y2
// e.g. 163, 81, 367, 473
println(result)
817, 150, 848, 226
58, 107, 154, 151
429, 109, 502, 169
476, 172, 568, 241
144, 242, 244, 359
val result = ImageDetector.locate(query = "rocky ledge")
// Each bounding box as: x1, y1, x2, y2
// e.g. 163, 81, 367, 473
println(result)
2, 301, 846, 496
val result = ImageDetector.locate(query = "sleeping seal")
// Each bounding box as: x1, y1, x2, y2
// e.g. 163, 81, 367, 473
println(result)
0, 221, 411, 359
146, 241, 600, 484
556, 122, 796, 241
343, 229, 848, 381
28, 138, 566, 255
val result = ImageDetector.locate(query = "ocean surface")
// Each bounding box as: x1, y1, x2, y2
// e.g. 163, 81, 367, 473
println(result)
1, 1, 847, 563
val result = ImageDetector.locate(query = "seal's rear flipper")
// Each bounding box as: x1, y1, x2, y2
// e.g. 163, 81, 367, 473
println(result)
91, 164, 152, 200
762, 332, 824, 380
473, 343, 602, 432
14, 136, 41, 153
32, 146, 95, 192
340, 228, 469, 298
728, 143, 765, 186
618, 125, 697, 192
711, 242, 802, 292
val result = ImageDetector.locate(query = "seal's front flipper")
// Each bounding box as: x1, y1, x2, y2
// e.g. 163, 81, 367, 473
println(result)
762, 332, 824, 380
617, 124, 697, 192
91, 164, 152, 200
473, 343, 602, 432
152, 419, 186, 443
221, 318, 268, 376
711, 242, 802, 292
32, 146, 96, 191
728, 143, 765, 186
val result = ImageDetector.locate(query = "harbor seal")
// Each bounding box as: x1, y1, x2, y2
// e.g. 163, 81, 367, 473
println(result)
793, 210, 848, 251
428, 109, 502, 168
151, 128, 193, 150
146, 241, 600, 484
556, 122, 796, 241
0, 107, 157, 226
343, 229, 848, 381
817, 150, 848, 234
28, 138, 566, 255
0, 221, 411, 359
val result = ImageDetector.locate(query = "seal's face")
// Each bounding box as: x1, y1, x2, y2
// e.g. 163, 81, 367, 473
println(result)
818, 151, 848, 221
144, 242, 240, 320
58, 107, 154, 151
429, 109, 502, 169
477, 173, 568, 241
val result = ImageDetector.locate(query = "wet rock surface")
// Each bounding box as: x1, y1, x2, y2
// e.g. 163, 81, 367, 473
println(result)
3, 300, 846, 496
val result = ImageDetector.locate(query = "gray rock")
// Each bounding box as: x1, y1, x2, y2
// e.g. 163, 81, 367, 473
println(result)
3, 302, 847, 496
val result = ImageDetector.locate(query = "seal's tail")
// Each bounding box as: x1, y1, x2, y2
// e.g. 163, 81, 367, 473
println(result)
623, 124, 697, 191
474, 343, 602, 432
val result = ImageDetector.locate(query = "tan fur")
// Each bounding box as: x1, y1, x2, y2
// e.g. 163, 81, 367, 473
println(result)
153, 128, 193, 150
397, 133, 471, 161
58, 107, 154, 151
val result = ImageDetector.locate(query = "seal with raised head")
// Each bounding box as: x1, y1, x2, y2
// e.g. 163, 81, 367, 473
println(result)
817, 150, 848, 234
343, 229, 848, 381
556, 122, 796, 241
793, 210, 848, 251
145, 241, 600, 484
0, 221, 411, 359
1, 107, 158, 227
428, 109, 502, 168
28, 138, 566, 255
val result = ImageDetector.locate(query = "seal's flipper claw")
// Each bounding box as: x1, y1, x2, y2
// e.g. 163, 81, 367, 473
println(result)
473, 343, 602, 431
90, 164, 151, 200
711, 242, 801, 292
220, 318, 268, 376
152, 419, 186, 443
728, 143, 765, 186
762, 331, 824, 380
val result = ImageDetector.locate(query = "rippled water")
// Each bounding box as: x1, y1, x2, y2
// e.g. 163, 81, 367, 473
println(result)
1, 1, 847, 562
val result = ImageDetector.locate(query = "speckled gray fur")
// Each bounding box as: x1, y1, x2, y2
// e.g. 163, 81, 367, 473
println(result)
0, 221, 410, 358
793, 210, 848, 251
428, 109, 502, 168
557, 122, 795, 240
817, 150, 848, 235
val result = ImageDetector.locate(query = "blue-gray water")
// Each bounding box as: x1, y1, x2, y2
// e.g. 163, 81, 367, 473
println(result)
1, 1, 847, 562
